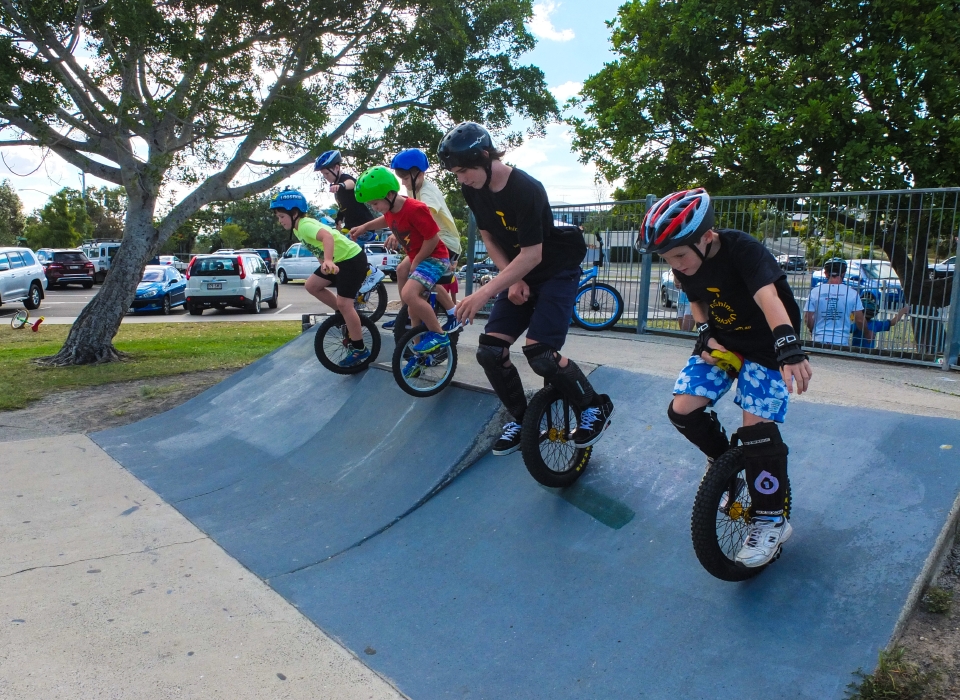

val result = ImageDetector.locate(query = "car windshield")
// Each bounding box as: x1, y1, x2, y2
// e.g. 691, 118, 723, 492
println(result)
192, 257, 239, 276
53, 252, 87, 262
142, 270, 164, 282
862, 261, 896, 280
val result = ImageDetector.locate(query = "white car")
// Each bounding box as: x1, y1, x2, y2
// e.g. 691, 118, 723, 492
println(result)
184, 252, 278, 314
80, 241, 121, 283
275, 242, 318, 284
158, 255, 187, 272
0, 247, 46, 310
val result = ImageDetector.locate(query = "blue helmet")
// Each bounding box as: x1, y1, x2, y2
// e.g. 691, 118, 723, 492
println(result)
314, 150, 342, 172
270, 189, 309, 213
391, 148, 429, 173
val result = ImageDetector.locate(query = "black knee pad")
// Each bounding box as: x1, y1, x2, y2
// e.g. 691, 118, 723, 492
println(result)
522, 342, 561, 379
524, 344, 598, 410
477, 334, 527, 422
667, 400, 729, 460
735, 422, 789, 517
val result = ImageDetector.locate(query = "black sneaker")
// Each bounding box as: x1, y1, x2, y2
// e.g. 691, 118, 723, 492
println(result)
570, 395, 614, 448
492, 421, 522, 456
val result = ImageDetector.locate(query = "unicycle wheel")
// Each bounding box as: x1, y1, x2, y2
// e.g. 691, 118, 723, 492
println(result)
10, 309, 29, 329
690, 447, 791, 582
520, 387, 592, 487
314, 313, 380, 374
391, 326, 457, 397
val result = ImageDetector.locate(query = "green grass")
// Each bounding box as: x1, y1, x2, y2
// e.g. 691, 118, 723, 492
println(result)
922, 586, 954, 615
0, 321, 301, 411
847, 648, 939, 699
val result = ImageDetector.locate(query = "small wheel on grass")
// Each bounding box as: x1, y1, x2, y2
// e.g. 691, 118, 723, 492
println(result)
520, 386, 592, 487
314, 313, 380, 374
11, 309, 29, 329
391, 326, 457, 397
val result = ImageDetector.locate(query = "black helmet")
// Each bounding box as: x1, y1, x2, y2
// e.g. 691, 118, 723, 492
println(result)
823, 257, 847, 277
438, 122, 494, 170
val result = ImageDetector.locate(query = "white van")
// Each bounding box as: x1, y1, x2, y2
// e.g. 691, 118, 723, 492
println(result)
81, 241, 121, 283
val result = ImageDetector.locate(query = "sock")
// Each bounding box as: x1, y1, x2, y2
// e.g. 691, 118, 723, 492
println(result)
446, 309, 456, 317
350, 339, 365, 350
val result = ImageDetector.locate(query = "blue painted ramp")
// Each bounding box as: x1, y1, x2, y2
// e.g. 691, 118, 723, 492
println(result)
93, 330, 502, 579
270, 366, 960, 699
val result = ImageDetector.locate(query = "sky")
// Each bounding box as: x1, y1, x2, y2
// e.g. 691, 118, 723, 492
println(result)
0, 1, 627, 215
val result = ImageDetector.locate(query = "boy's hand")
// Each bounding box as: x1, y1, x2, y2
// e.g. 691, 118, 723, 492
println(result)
385, 234, 399, 251
781, 358, 813, 395
328, 183, 341, 194
507, 280, 530, 305
321, 260, 339, 275
348, 225, 365, 240
700, 339, 728, 365
455, 291, 490, 325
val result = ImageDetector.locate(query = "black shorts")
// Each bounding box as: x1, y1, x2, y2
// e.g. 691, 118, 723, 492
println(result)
484, 266, 580, 350
313, 251, 368, 299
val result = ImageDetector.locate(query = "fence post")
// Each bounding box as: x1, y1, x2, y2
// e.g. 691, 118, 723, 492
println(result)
636, 194, 655, 334
943, 261, 960, 369
465, 211, 477, 298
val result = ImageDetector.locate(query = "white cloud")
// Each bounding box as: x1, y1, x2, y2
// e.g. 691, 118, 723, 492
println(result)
528, 2, 575, 42
550, 81, 583, 102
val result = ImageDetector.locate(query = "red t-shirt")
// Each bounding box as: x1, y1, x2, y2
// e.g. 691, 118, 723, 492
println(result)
384, 197, 449, 260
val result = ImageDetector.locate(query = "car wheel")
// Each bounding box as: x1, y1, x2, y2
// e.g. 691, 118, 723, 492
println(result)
161, 294, 172, 315
188, 304, 203, 316
388, 271, 397, 282
661, 287, 672, 308
24, 282, 42, 310
82, 281, 93, 289
267, 286, 279, 309
277, 268, 288, 284
247, 289, 262, 314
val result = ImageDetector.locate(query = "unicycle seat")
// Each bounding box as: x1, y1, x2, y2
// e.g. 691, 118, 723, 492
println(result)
438, 272, 455, 285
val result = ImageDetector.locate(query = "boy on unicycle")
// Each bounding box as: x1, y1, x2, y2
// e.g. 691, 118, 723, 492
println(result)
441, 122, 614, 456
270, 189, 371, 368
353, 166, 453, 372
637, 189, 812, 568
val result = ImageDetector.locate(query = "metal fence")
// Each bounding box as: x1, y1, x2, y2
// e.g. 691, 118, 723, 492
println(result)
548, 188, 960, 370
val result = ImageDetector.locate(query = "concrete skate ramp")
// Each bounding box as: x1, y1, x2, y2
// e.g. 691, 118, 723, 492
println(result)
271, 366, 960, 699
93, 329, 502, 579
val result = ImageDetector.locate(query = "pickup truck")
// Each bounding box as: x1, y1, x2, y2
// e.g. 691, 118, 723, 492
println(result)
363, 243, 403, 282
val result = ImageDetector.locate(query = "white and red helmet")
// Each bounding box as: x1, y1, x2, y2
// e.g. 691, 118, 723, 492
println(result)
636, 188, 714, 255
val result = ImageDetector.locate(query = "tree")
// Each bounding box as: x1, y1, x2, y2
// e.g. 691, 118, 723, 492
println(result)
0, 178, 23, 244
0, 0, 557, 364
218, 223, 247, 250
24, 188, 83, 248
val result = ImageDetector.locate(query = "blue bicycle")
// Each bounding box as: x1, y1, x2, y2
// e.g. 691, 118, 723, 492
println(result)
572, 232, 624, 331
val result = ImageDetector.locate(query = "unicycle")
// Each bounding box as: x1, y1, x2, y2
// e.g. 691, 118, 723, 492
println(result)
355, 265, 388, 322
520, 386, 592, 487
690, 446, 791, 581
392, 325, 458, 397
313, 312, 381, 375
10, 309, 30, 329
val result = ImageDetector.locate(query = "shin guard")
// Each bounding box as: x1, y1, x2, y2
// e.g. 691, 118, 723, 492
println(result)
477, 334, 527, 422
735, 422, 788, 517
666, 400, 729, 460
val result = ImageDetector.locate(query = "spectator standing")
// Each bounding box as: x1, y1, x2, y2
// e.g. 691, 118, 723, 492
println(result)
851, 295, 910, 349
804, 258, 867, 346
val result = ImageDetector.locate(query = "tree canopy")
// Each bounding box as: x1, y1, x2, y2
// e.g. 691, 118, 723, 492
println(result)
571, 0, 960, 199
0, 179, 24, 244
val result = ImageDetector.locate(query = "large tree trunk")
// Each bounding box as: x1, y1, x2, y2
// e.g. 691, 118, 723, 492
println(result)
39, 192, 161, 366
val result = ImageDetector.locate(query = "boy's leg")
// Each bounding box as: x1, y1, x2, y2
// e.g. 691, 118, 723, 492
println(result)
666, 356, 735, 465
401, 279, 442, 333
396, 256, 410, 294
327, 253, 369, 345
304, 273, 339, 311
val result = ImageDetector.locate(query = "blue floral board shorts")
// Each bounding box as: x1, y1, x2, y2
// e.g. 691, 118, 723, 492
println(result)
673, 355, 790, 423
408, 257, 450, 291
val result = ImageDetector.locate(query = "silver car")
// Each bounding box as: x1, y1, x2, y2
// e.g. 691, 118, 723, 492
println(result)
0, 247, 46, 310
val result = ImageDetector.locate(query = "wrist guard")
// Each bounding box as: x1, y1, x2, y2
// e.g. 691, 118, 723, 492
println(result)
692, 322, 712, 357
773, 324, 807, 366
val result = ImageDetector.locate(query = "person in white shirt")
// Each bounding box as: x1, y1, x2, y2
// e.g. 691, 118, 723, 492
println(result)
804, 258, 867, 346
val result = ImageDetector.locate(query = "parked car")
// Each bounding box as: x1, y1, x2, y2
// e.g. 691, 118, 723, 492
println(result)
659, 269, 680, 308
44, 249, 96, 288
239, 248, 280, 272
274, 242, 318, 284
363, 243, 402, 281
80, 240, 121, 283
157, 255, 188, 272
0, 247, 46, 309
929, 256, 956, 280
456, 258, 499, 284
810, 258, 905, 308
35, 248, 56, 266
129, 265, 187, 314
185, 253, 278, 314
776, 254, 807, 272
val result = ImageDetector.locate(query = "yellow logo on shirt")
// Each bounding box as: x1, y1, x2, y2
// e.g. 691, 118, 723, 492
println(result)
495, 210, 518, 232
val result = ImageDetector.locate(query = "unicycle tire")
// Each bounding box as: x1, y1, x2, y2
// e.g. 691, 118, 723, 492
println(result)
314, 313, 380, 375
392, 305, 458, 347
356, 282, 388, 322
392, 326, 457, 397
10, 309, 29, 329
520, 387, 592, 487
690, 447, 792, 582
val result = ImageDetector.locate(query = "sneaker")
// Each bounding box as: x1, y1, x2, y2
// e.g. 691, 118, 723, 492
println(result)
492, 421, 522, 456
569, 394, 615, 448
442, 316, 462, 333
338, 346, 371, 368
402, 355, 423, 379
413, 331, 450, 353
381, 319, 396, 329
735, 517, 793, 568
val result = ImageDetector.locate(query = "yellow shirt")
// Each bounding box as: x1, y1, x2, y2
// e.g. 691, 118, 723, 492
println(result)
411, 179, 462, 257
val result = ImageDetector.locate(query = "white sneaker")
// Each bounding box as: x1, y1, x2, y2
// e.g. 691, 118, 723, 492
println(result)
736, 518, 793, 568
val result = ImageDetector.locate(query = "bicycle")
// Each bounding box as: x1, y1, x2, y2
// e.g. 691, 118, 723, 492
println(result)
520, 382, 593, 487
571, 232, 624, 331
313, 312, 381, 375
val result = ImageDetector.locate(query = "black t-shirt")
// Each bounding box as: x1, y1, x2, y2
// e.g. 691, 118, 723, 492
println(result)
675, 229, 802, 369
461, 168, 586, 285
334, 174, 376, 229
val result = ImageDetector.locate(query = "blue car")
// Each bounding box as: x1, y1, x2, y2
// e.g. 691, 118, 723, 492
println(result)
130, 265, 187, 314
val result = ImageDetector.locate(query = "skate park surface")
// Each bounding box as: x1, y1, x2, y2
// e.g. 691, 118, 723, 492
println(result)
2, 323, 959, 699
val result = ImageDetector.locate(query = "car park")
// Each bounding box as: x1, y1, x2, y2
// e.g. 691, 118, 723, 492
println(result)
185, 252, 278, 314
44, 249, 96, 288
158, 255, 188, 272
929, 256, 956, 280
776, 254, 807, 272
659, 269, 680, 308
363, 243, 402, 281
239, 248, 280, 272
810, 258, 905, 308
0, 247, 46, 310
129, 265, 187, 314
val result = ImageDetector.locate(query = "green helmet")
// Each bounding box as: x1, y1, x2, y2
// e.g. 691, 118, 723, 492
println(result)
355, 166, 401, 203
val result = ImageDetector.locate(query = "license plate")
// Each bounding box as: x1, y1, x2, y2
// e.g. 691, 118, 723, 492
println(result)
207, 283, 222, 290
70, 266, 79, 270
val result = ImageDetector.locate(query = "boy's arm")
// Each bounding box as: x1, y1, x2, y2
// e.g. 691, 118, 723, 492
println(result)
754, 283, 813, 394
455, 231, 541, 323
316, 229, 337, 271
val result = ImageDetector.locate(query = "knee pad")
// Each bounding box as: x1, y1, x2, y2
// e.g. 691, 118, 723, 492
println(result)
522, 342, 561, 379
524, 344, 598, 410
477, 334, 527, 421
667, 400, 729, 460
735, 422, 788, 517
